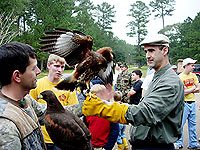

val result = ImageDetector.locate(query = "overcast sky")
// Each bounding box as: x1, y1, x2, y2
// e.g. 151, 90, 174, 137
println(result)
92, 0, 200, 45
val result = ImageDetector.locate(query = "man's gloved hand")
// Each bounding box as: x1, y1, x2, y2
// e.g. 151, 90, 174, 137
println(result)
82, 93, 129, 124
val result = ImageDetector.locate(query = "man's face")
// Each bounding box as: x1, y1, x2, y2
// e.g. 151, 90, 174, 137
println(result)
185, 63, 195, 72
115, 64, 121, 71
121, 66, 127, 72
144, 45, 166, 71
47, 60, 65, 80
20, 58, 41, 91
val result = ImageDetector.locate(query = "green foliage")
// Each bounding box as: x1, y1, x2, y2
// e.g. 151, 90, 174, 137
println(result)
127, 1, 150, 40
178, 14, 200, 61
1, 0, 199, 69
0, 0, 29, 15
159, 12, 200, 64
149, 0, 175, 28
73, 0, 96, 31
127, 1, 150, 66
94, 2, 116, 32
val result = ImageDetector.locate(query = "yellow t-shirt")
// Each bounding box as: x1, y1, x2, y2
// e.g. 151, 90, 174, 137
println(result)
179, 72, 198, 101
29, 76, 78, 143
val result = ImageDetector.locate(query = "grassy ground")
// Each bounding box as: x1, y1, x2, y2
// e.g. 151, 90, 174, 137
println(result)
128, 66, 148, 77
37, 66, 148, 79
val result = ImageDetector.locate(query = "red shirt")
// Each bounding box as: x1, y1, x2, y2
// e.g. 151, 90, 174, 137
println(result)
86, 116, 110, 148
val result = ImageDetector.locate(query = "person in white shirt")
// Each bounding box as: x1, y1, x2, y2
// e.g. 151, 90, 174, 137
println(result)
141, 68, 155, 97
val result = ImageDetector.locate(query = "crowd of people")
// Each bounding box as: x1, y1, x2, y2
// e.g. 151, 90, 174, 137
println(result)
0, 33, 200, 150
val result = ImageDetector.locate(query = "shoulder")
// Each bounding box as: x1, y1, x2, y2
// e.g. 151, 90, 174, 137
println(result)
178, 72, 184, 77
0, 99, 8, 112
150, 69, 182, 91
37, 76, 48, 84
159, 70, 184, 91
137, 80, 143, 85
190, 72, 197, 77
25, 94, 46, 116
0, 118, 21, 148
164, 69, 179, 81
0, 118, 20, 135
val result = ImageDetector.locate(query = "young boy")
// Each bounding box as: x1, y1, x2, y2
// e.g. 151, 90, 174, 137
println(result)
114, 91, 129, 150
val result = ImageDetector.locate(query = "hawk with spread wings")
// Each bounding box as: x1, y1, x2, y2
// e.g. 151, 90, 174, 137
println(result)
40, 28, 114, 91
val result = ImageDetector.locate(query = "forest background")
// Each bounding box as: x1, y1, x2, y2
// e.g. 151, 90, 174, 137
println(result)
0, 0, 200, 71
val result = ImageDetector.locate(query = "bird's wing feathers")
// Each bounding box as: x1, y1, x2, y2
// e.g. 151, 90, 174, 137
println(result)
41, 90, 92, 149
98, 61, 114, 85
45, 110, 91, 149
41, 30, 79, 57
40, 28, 92, 66
74, 51, 107, 82
96, 47, 114, 84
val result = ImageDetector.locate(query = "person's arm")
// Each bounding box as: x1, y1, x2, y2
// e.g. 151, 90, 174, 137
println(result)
125, 80, 184, 126
193, 83, 200, 93
25, 94, 46, 125
127, 90, 136, 97
82, 93, 129, 124
0, 119, 21, 150
63, 90, 86, 117
64, 101, 83, 117
83, 75, 184, 126
184, 85, 196, 95
184, 74, 200, 95
128, 80, 142, 97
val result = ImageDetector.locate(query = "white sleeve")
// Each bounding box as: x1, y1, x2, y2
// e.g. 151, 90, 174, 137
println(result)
141, 74, 154, 90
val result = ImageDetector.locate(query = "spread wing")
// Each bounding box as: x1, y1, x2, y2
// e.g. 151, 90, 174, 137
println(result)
40, 28, 93, 66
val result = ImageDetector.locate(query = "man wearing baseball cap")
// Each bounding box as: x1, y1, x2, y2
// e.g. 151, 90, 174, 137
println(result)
82, 34, 184, 150
174, 58, 200, 149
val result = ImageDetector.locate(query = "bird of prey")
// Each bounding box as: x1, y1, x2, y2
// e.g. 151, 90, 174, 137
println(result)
40, 28, 114, 91
39, 90, 93, 150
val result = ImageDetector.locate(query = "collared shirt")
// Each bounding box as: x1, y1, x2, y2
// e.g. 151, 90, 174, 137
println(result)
125, 64, 184, 144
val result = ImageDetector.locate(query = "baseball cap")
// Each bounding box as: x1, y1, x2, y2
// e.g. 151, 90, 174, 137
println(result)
140, 34, 170, 47
182, 58, 197, 67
